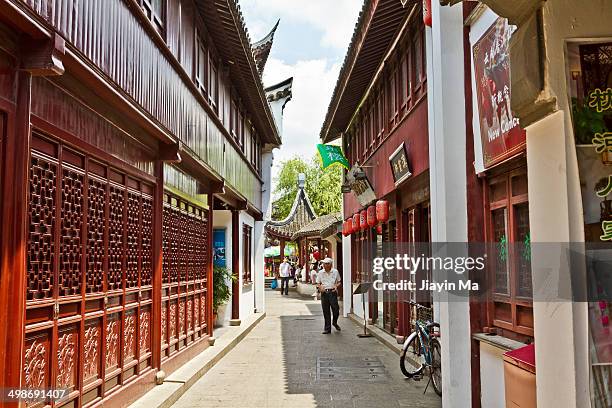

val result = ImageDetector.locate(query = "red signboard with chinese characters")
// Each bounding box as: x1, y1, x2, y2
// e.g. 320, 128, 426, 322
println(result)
473, 18, 526, 169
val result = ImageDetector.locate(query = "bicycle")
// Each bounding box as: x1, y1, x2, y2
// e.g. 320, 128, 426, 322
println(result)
399, 301, 442, 396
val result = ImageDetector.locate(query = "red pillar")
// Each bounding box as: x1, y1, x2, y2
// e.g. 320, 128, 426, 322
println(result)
396, 195, 406, 336
151, 160, 163, 369
207, 194, 214, 336
231, 209, 240, 320
0, 71, 31, 401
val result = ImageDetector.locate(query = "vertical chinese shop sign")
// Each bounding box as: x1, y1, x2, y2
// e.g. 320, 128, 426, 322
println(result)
213, 229, 226, 267
473, 18, 526, 168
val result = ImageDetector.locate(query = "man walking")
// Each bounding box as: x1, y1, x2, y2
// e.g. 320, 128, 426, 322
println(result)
279, 257, 291, 296
316, 258, 341, 334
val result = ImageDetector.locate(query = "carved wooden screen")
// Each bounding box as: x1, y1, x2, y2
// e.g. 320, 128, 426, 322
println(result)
24, 133, 155, 407
161, 192, 208, 361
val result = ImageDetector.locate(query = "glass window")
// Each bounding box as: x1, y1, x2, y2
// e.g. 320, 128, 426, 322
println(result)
487, 168, 532, 338
141, 0, 164, 34
195, 35, 207, 93
209, 62, 218, 110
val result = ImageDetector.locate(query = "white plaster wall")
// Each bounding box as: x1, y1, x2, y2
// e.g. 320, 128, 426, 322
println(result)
253, 220, 266, 313
524, 2, 610, 404
479, 343, 507, 408
254, 149, 275, 314
342, 234, 352, 317
213, 210, 232, 325
427, 2, 472, 407
353, 293, 369, 321
240, 212, 256, 320
526, 110, 589, 408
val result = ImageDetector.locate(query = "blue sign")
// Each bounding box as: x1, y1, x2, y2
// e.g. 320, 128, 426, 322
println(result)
213, 229, 226, 267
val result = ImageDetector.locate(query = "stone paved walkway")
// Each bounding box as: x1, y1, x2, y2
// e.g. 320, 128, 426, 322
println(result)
172, 290, 442, 408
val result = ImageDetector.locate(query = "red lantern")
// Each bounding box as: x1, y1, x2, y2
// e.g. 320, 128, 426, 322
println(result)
376, 200, 389, 223
367, 206, 377, 227
346, 218, 353, 235
360, 210, 368, 230
352, 213, 361, 231
376, 224, 383, 234
342, 220, 347, 236
423, 0, 432, 27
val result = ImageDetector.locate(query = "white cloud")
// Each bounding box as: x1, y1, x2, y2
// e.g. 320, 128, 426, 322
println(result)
241, 0, 361, 50
263, 57, 341, 179
239, 1, 360, 185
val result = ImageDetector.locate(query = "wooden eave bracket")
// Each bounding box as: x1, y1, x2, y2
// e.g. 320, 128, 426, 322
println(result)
197, 180, 225, 195
21, 32, 65, 76
158, 141, 182, 163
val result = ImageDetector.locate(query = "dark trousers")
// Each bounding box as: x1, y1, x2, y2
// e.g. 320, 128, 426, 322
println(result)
321, 291, 339, 331
280, 276, 290, 295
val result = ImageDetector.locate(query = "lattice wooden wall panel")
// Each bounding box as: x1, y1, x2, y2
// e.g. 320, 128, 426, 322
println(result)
24, 134, 155, 407
161, 192, 209, 361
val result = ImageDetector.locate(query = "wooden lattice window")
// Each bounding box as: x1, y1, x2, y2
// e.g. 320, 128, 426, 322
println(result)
486, 166, 533, 338
161, 192, 209, 360
24, 133, 155, 405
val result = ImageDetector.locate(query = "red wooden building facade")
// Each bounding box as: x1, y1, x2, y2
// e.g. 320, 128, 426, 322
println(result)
0, 0, 277, 406
321, 0, 430, 337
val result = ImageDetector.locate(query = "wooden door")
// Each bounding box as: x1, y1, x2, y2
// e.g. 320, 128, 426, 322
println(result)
23, 133, 155, 407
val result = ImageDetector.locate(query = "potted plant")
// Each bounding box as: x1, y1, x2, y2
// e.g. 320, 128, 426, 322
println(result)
213, 265, 236, 326
571, 97, 607, 145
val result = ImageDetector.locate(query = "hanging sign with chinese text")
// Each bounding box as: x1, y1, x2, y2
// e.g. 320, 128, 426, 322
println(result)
473, 18, 526, 169
345, 165, 377, 207
389, 142, 412, 185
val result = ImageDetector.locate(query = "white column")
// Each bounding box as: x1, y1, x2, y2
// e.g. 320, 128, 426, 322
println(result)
254, 220, 266, 313
341, 235, 352, 317
426, 2, 472, 407
254, 149, 274, 314
526, 111, 589, 408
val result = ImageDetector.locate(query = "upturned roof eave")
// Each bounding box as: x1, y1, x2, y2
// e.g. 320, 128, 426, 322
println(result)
320, 0, 414, 143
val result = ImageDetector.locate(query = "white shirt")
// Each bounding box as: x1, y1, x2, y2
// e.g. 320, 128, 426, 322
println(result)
316, 268, 340, 290
279, 262, 291, 277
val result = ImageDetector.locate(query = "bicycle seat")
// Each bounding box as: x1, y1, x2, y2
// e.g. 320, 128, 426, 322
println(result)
425, 321, 440, 330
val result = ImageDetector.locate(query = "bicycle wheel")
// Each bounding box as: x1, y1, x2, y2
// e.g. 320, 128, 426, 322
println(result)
400, 332, 425, 377
430, 338, 442, 396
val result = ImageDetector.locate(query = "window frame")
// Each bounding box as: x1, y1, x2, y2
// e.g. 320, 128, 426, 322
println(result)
194, 32, 208, 95
140, 0, 165, 35
485, 166, 533, 339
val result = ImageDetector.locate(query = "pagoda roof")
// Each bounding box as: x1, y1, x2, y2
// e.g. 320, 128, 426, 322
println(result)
266, 186, 317, 240
291, 212, 343, 241
252, 19, 280, 75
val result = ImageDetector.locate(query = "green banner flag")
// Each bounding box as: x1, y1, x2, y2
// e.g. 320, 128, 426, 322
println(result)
316, 144, 350, 170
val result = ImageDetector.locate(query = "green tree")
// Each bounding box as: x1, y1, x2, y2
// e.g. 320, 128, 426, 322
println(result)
272, 155, 342, 220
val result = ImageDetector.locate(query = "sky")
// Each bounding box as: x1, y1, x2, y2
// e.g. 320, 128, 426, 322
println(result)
240, 0, 363, 184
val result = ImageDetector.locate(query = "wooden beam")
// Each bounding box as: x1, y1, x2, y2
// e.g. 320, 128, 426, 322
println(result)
21, 32, 65, 76
158, 141, 181, 163
197, 180, 225, 195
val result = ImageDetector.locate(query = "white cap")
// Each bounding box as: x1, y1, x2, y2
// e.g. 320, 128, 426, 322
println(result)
322, 257, 333, 264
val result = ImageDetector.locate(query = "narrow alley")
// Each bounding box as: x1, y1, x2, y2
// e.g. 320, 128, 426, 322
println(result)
172, 290, 442, 408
